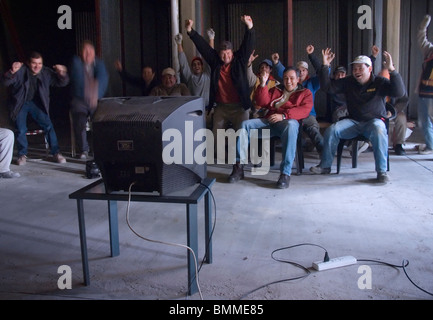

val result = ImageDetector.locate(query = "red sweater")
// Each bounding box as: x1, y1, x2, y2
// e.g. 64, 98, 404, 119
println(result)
254, 85, 313, 121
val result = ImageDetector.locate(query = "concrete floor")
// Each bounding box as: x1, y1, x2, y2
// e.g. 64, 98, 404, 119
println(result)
0, 126, 433, 301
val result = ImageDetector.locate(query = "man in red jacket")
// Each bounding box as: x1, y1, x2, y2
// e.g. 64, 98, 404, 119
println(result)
229, 66, 313, 189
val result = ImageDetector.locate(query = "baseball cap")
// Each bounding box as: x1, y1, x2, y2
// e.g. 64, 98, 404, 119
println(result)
259, 59, 273, 68
351, 55, 372, 67
162, 67, 176, 76
334, 66, 347, 73
296, 61, 309, 70
191, 57, 203, 66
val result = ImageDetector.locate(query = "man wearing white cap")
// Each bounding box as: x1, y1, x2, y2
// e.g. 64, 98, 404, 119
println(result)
310, 48, 406, 184
149, 67, 190, 96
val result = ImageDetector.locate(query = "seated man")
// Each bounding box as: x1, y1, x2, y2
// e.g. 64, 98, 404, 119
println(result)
149, 68, 191, 96
229, 66, 313, 189
114, 60, 158, 96
247, 57, 280, 118
310, 49, 406, 183
0, 128, 20, 178
273, 46, 325, 155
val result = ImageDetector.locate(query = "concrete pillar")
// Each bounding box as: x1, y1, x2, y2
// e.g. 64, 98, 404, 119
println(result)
180, 0, 196, 65
386, 0, 401, 71
171, 0, 180, 79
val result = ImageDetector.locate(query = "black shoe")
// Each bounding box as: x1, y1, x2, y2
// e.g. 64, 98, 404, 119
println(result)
394, 144, 406, 156
377, 172, 389, 184
228, 164, 244, 183
277, 174, 290, 189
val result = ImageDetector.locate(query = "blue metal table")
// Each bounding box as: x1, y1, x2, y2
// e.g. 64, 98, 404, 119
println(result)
69, 177, 215, 295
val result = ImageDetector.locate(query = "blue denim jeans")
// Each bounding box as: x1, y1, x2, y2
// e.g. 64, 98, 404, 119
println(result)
15, 101, 60, 156
418, 97, 433, 150
320, 118, 388, 173
238, 118, 299, 176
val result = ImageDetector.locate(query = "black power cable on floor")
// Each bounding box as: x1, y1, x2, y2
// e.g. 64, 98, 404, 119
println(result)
239, 243, 328, 299
357, 258, 433, 297
239, 244, 433, 299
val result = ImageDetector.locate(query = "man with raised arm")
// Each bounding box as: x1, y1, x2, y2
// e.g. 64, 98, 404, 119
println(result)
310, 48, 406, 184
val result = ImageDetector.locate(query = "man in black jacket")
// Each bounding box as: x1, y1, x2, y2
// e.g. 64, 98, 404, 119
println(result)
186, 15, 255, 168
2, 52, 69, 165
310, 49, 406, 183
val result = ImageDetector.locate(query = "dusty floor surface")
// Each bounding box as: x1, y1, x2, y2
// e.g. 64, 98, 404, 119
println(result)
0, 127, 432, 302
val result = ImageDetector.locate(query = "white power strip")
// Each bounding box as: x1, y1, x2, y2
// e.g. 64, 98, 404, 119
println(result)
313, 256, 357, 271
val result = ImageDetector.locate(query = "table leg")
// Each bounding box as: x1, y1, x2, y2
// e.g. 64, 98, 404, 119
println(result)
204, 191, 213, 264
186, 203, 198, 296
108, 200, 120, 257
76, 199, 90, 286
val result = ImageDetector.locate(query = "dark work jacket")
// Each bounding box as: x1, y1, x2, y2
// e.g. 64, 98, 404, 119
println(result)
319, 65, 406, 122
187, 26, 255, 111
69, 56, 109, 101
1, 66, 69, 121
118, 70, 158, 96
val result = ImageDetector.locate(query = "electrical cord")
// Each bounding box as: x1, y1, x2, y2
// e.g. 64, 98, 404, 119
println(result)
124, 182, 204, 300
240, 243, 433, 299
239, 243, 327, 299
358, 258, 433, 297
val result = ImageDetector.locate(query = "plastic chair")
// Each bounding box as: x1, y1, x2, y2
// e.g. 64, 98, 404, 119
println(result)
336, 105, 396, 174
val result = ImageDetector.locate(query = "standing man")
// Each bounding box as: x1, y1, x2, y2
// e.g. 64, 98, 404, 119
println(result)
1, 52, 69, 165
417, 14, 433, 155
175, 32, 212, 128
185, 15, 255, 167
310, 49, 406, 183
175, 33, 211, 105
70, 40, 109, 160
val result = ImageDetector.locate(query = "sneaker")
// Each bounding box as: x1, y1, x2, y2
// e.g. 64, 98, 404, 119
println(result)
377, 172, 389, 184
79, 152, 89, 160
53, 153, 66, 164
310, 165, 331, 175
16, 155, 27, 166
276, 174, 290, 189
394, 144, 406, 156
228, 164, 244, 183
419, 147, 433, 155
0, 171, 20, 178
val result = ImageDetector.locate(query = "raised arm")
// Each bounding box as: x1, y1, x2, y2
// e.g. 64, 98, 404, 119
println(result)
418, 15, 433, 60
306, 45, 322, 74
186, 19, 220, 69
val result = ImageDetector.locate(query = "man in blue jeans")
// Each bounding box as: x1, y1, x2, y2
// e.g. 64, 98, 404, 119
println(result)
2, 52, 69, 165
310, 48, 406, 184
230, 67, 313, 189
417, 14, 433, 155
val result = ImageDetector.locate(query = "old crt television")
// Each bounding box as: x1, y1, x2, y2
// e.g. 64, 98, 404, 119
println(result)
92, 96, 207, 195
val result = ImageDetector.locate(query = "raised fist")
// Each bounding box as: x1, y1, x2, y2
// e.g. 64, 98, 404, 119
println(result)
175, 33, 183, 45
11, 62, 23, 74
